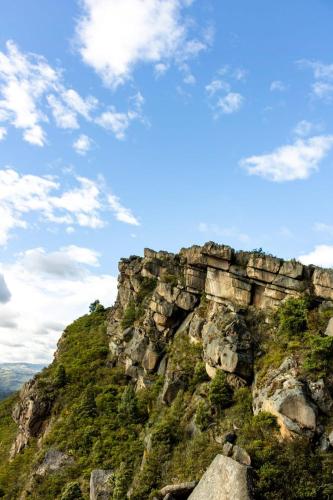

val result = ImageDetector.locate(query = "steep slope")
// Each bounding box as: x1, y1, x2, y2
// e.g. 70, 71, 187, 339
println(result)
1, 242, 333, 499
0, 364, 45, 400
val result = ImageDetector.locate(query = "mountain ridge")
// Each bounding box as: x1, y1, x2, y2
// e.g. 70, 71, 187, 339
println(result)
1, 242, 333, 499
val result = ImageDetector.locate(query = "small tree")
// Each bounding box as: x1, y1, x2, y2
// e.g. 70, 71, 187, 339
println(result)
89, 300, 104, 314
209, 370, 233, 412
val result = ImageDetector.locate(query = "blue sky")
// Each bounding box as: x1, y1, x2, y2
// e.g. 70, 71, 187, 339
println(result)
1, 0, 333, 362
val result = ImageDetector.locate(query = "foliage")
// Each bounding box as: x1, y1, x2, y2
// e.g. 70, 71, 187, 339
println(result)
277, 297, 308, 339
89, 300, 104, 314
60, 481, 84, 499
121, 300, 137, 329
208, 371, 233, 412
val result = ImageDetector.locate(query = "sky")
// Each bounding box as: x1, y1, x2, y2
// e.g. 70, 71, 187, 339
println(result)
1, 0, 333, 363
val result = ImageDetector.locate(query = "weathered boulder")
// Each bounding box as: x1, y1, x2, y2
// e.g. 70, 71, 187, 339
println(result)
313, 268, 333, 300
253, 358, 317, 438
202, 310, 253, 380
90, 469, 113, 500
35, 449, 74, 476
188, 455, 253, 500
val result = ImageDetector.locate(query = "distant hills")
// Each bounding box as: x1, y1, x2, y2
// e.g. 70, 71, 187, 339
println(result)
0, 363, 44, 400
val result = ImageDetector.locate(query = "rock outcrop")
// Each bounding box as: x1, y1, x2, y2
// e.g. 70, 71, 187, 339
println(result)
188, 454, 254, 500
90, 469, 113, 500
10, 378, 53, 457
253, 357, 317, 438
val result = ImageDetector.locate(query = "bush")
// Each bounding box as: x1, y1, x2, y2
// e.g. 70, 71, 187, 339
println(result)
60, 481, 83, 500
208, 371, 233, 412
277, 298, 308, 339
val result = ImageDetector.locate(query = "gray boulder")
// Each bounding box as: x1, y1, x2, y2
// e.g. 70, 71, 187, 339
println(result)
253, 357, 317, 438
90, 469, 113, 500
188, 454, 253, 500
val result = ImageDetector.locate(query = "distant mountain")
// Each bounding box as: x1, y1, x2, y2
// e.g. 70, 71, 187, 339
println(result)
0, 363, 44, 400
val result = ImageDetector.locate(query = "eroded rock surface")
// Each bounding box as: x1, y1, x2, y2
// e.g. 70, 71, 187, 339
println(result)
188, 454, 254, 500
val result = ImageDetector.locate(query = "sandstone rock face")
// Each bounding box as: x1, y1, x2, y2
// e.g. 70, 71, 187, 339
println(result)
253, 358, 317, 438
325, 317, 333, 336
201, 306, 253, 380
188, 455, 253, 500
35, 449, 74, 476
11, 378, 53, 457
90, 469, 113, 500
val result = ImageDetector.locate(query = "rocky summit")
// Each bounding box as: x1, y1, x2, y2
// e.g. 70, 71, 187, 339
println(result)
1, 242, 333, 499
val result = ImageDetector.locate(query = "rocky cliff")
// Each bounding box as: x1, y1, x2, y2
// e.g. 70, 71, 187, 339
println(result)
1, 242, 333, 499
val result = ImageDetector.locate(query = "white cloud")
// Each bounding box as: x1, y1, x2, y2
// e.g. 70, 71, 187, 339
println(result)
217, 92, 244, 114
205, 79, 230, 97
0, 127, 7, 140
96, 108, 134, 140
0, 167, 140, 244
0, 40, 142, 144
270, 80, 286, 92
108, 193, 140, 226
293, 120, 316, 137
73, 134, 92, 155
75, 0, 209, 88
47, 94, 79, 129
299, 60, 333, 81
298, 60, 333, 100
240, 135, 333, 182
154, 62, 169, 78
20, 245, 100, 277
0, 248, 117, 363
312, 81, 333, 99
298, 245, 333, 268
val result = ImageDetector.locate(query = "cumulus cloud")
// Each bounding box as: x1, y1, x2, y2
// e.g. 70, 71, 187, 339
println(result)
298, 245, 333, 268
0, 167, 141, 245
73, 134, 92, 155
217, 92, 244, 114
270, 80, 287, 92
240, 135, 333, 182
205, 67, 246, 117
0, 247, 117, 362
75, 0, 210, 88
108, 194, 140, 226
0, 273, 11, 303
0, 40, 143, 144
20, 246, 100, 278
298, 59, 333, 100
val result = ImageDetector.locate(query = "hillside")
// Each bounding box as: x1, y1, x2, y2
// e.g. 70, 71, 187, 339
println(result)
0, 364, 45, 400
1, 242, 333, 499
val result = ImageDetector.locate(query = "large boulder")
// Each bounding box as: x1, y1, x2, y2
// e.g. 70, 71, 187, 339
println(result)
253, 357, 317, 438
202, 309, 253, 380
188, 455, 253, 500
